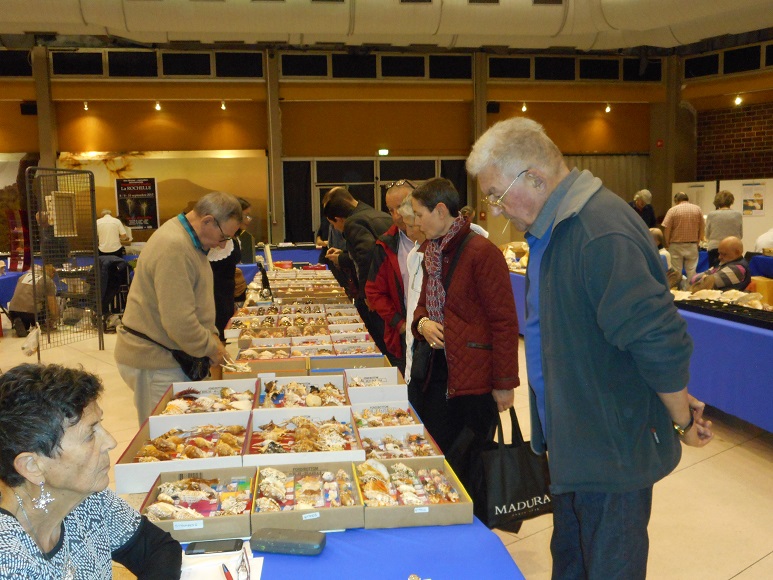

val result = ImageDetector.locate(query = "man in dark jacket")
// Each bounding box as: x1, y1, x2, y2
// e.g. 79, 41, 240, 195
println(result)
323, 187, 392, 355
467, 117, 714, 580
365, 180, 415, 374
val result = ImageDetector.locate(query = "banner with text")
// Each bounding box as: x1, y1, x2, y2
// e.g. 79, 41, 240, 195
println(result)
116, 178, 159, 230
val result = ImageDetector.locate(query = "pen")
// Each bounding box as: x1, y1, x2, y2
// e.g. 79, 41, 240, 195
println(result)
222, 563, 234, 580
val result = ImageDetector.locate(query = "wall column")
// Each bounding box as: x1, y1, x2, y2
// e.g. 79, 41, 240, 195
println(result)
265, 51, 285, 244
649, 55, 697, 219
32, 46, 58, 168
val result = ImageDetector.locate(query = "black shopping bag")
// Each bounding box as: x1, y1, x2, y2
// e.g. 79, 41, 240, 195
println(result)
449, 408, 552, 532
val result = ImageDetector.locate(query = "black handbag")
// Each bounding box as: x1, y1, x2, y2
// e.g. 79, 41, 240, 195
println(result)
122, 325, 211, 381
449, 407, 552, 532
409, 339, 433, 383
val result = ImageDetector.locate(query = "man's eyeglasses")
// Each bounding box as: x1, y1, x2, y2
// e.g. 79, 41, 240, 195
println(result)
487, 169, 528, 208
213, 217, 232, 242
386, 179, 416, 191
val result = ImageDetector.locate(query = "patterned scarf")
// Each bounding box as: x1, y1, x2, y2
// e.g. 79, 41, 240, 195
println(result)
424, 215, 466, 324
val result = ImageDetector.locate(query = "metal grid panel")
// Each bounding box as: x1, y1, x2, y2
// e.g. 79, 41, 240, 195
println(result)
25, 167, 104, 356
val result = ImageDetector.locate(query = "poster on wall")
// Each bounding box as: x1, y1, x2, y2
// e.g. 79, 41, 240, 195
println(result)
115, 178, 159, 229
741, 182, 765, 216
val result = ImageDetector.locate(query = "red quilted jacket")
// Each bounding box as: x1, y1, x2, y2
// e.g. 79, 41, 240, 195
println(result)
365, 224, 406, 359
411, 221, 520, 398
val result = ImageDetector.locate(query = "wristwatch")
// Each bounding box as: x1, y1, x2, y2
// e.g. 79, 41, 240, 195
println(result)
673, 413, 694, 437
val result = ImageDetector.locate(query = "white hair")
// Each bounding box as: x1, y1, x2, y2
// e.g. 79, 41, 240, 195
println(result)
467, 117, 566, 181
634, 189, 652, 204
101, 209, 112, 216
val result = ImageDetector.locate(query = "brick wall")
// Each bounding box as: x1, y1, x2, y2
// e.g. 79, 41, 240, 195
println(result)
696, 102, 773, 181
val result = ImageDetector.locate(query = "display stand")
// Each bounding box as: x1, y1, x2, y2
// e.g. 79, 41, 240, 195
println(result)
25, 167, 103, 357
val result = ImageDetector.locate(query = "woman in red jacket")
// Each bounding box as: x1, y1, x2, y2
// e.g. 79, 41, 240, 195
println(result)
410, 178, 520, 454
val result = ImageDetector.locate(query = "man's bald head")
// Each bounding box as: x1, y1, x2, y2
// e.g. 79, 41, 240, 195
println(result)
385, 183, 413, 231
718, 236, 744, 264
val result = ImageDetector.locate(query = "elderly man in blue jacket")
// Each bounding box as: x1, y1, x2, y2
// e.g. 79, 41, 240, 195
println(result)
467, 117, 714, 580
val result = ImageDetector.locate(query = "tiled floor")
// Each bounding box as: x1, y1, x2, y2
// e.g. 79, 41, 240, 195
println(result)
1, 324, 772, 579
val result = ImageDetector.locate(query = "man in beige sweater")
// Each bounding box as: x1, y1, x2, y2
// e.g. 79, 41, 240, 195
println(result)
115, 192, 243, 424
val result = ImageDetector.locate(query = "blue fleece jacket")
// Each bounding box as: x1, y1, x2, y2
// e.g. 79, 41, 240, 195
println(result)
526, 170, 693, 494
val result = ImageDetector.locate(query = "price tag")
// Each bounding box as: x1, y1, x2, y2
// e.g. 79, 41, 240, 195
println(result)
302, 511, 321, 520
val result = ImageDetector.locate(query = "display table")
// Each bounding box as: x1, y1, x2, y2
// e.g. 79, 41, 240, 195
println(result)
680, 309, 773, 432
257, 245, 321, 265
749, 254, 773, 278
0, 271, 23, 309
509, 272, 526, 335
258, 518, 523, 579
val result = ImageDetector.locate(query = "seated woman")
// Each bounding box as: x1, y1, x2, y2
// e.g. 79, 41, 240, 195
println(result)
0, 363, 182, 579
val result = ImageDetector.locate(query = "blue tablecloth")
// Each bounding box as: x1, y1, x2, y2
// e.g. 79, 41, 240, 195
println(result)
257, 246, 322, 265
239, 263, 258, 285
680, 309, 773, 433
0, 272, 23, 308
749, 255, 773, 278
259, 517, 523, 579
509, 272, 526, 335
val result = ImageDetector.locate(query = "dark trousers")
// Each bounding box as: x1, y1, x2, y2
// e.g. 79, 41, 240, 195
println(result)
99, 247, 126, 258
408, 349, 497, 455
551, 487, 653, 580
9, 310, 37, 330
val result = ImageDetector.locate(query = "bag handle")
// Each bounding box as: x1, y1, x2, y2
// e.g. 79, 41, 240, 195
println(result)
442, 231, 476, 291
122, 324, 174, 353
496, 407, 527, 449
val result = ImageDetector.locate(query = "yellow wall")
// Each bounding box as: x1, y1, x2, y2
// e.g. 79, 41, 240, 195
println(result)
56, 101, 267, 152
281, 100, 474, 157
0, 101, 40, 152
489, 102, 651, 154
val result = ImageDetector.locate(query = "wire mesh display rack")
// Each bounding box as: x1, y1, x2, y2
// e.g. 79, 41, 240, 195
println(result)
25, 167, 104, 358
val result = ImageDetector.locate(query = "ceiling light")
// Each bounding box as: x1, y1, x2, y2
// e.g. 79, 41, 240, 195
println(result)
155, 101, 161, 111
605, 103, 611, 113
83, 101, 88, 111
521, 103, 527, 112
221, 100, 226, 110
378, 149, 389, 156
734, 95, 743, 106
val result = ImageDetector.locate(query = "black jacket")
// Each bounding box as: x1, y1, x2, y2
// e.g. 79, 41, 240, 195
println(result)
339, 201, 392, 299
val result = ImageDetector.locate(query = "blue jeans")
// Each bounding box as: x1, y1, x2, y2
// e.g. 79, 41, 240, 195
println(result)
551, 487, 653, 580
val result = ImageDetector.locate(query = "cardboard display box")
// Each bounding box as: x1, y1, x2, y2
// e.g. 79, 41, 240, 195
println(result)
244, 406, 364, 468
308, 354, 389, 374
254, 374, 348, 409
356, 457, 472, 529
114, 415, 249, 494
140, 466, 255, 542
250, 461, 364, 531
328, 323, 368, 334
357, 424, 443, 460
333, 342, 380, 356
351, 402, 422, 429
344, 367, 407, 404
149, 378, 260, 419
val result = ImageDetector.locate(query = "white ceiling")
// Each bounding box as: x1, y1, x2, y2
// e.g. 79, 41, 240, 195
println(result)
0, 0, 772, 52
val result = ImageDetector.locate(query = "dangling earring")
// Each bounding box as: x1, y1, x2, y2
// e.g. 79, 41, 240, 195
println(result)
32, 482, 54, 513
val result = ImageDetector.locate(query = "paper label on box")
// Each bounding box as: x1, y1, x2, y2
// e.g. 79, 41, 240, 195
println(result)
302, 512, 321, 520
173, 520, 204, 530
414, 507, 429, 514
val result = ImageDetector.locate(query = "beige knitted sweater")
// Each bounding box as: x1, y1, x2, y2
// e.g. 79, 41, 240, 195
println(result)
115, 216, 219, 370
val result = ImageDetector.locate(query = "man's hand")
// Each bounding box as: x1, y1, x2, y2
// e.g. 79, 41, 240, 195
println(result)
210, 341, 227, 365
325, 247, 342, 267
492, 389, 514, 413
683, 394, 714, 446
